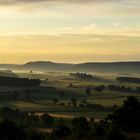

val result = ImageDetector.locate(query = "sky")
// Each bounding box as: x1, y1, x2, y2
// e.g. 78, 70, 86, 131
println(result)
0, 0, 140, 64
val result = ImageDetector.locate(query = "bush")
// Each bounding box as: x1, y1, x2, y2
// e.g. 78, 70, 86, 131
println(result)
53, 125, 72, 139
40, 113, 54, 126
71, 117, 90, 137
0, 119, 26, 140
106, 126, 127, 140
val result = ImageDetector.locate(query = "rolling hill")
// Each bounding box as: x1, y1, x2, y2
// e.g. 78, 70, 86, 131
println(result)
0, 61, 139, 75
22, 61, 140, 74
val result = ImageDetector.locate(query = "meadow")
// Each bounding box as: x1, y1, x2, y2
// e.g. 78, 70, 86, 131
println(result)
0, 70, 139, 120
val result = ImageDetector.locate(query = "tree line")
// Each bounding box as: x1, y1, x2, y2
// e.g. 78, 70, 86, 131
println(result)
0, 76, 40, 87
116, 77, 140, 84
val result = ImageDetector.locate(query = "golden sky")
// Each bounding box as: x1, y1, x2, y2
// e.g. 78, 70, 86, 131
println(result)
0, 0, 140, 63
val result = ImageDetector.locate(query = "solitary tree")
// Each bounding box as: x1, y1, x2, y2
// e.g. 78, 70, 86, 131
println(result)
52, 98, 59, 104
85, 87, 91, 95
71, 117, 90, 137
40, 113, 54, 126
71, 98, 77, 107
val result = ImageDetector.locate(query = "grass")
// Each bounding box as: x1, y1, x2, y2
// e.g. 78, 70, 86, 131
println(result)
0, 71, 139, 120
10, 101, 47, 110
88, 98, 125, 106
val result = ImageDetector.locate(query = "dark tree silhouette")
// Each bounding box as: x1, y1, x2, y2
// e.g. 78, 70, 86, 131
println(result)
71, 117, 90, 137
52, 98, 59, 104
40, 113, 54, 126
0, 119, 26, 140
94, 86, 104, 92
85, 87, 91, 95
71, 98, 77, 107
53, 125, 71, 139
107, 96, 140, 132
0, 76, 40, 87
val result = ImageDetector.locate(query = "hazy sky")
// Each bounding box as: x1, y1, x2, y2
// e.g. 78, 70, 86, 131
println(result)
0, 0, 140, 63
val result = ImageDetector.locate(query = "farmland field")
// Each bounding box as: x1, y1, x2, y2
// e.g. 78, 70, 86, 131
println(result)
0, 71, 139, 120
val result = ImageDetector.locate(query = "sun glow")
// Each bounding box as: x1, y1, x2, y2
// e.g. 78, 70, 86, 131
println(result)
0, 0, 139, 63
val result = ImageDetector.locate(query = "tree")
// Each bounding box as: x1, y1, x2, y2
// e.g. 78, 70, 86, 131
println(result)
94, 86, 104, 92
40, 113, 54, 126
12, 90, 20, 100
91, 120, 107, 138
79, 99, 87, 107
30, 70, 33, 74
0, 119, 26, 140
0, 107, 19, 120
30, 112, 39, 123
107, 96, 140, 132
71, 98, 77, 107
85, 87, 91, 95
53, 125, 71, 139
71, 117, 90, 137
59, 91, 65, 98
24, 90, 31, 100
106, 126, 127, 140
136, 87, 140, 93
29, 130, 45, 140
60, 102, 65, 106
52, 98, 59, 104
69, 83, 74, 88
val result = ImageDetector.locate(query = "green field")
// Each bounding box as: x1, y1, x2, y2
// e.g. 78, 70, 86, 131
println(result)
0, 71, 139, 120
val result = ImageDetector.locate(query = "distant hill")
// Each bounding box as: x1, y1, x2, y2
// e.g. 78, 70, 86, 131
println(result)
22, 61, 74, 71
21, 61, 140, 74
0, 61, 139, 74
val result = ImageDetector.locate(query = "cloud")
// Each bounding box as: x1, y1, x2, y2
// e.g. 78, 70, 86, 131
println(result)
0, 0, 139, 5
0, 0, 139, 18
1, 23, 140, 38
0, 0, 106, 5
54, 24, 140, 38
0, 0, 99, 5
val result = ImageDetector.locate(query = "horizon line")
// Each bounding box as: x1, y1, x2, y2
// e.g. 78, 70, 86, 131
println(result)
0, 60, 140, 65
